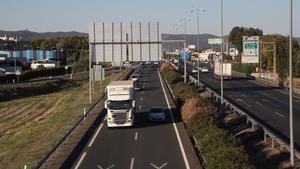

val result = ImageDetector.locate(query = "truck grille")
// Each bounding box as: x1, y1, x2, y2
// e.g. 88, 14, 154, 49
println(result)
112, 112, 128, 124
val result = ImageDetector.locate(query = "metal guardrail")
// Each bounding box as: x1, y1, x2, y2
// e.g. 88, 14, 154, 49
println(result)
33, 68, 133, 169
164, 59, 300, 160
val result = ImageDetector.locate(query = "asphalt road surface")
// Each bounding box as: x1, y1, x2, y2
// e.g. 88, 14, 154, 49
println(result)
71, 64, 200, 169
181, 61, 300, 150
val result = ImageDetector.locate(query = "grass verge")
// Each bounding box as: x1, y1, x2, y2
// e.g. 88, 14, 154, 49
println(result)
0, 72, 122, 169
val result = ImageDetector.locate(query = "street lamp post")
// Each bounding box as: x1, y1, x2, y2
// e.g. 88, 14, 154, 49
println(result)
289, 0, 294, 166
179, 18, 190, 83
220, 0, 224, 105
191, 8, 205, 86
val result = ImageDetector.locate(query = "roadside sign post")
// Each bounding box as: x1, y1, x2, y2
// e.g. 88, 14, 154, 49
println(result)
64, 66, 68, 75
15, 70, 21, 83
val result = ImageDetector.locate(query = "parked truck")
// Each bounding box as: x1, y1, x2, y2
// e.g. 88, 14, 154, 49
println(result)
213, 61, 232, 80
104, 80, 136, 127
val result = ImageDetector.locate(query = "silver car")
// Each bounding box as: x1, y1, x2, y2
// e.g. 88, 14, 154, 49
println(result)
149, 106, 165, 121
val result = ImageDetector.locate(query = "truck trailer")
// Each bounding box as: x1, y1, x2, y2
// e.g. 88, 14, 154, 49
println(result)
104, 80, 136, 127
213, 61, 232, 80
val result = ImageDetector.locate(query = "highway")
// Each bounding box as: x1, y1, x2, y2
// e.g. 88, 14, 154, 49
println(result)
70, 64, 200, 169
180, 61, 300, 150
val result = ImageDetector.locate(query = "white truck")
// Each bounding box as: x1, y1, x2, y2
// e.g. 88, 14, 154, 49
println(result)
213, 61, 232, 80
104, 80, 136, 127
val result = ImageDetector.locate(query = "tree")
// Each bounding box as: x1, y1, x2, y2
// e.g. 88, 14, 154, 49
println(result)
229, 26, 263, 59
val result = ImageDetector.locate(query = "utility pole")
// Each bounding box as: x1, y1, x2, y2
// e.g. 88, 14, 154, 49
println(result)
220, 0, 224, 104
191, 8, 205, 86
289, 0, 294, 166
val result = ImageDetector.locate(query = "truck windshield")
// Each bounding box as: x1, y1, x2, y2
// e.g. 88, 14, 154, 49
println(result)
107, 100, 132, 110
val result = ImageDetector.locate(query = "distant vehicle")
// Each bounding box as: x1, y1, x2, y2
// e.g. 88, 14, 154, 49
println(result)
104, 80, 136, 127
192, 68, 198, 73
130, 74, 140, 82
213, 61, 232, 80
201, 67, 209, 73
149, 106, 165, 121
31, 61, 56, 69
150, 65, 156, 71
134, 81, 143, 91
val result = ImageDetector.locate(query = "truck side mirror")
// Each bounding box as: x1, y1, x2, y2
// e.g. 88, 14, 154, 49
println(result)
104, 101, 107, 109
132, 100, 136, 108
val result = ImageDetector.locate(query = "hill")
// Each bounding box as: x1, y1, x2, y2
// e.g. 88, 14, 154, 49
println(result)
0, 30, 88, 41
162, 33, 221, 51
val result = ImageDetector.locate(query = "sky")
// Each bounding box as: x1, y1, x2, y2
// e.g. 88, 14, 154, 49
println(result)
1, 0, 300, 36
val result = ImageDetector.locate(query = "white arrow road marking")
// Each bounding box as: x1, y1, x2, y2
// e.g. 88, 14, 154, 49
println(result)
96, 164, 115, 169
149, 163, 168, 169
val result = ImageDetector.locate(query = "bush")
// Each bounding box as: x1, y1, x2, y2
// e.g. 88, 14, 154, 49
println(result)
160, 61, 254, 169
232, 63, 256, 75
0, 67, 70, 83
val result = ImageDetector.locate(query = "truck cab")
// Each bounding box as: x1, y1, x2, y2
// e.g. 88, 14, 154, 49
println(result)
104, 81, 136, 127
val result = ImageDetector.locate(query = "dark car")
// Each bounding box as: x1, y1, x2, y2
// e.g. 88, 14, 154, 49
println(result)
134, 81, 143, 91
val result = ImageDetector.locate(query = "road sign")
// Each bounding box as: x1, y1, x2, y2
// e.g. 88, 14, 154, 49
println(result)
208, 38, 222, 45
89, 22, 162, 66
242, 36, 259, 63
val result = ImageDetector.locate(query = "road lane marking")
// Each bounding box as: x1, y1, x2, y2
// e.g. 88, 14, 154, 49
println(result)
139, 105, 141, 110
130, 157, 135, 169
241, 94, 247, 98
158, 70, 191, 169
236, 98, 252, 107
255, 101, 263, 106
134, 132, 138, 141
142, 91, 144, 95
275, 111, 285, 118
97, 164, 115, 169
88, 123, 104, 147
74, 152, 87, 169
262, 99, 280, 108
141, 97, 143, 101
149, 163, 168, 169
104, 114, 107, 121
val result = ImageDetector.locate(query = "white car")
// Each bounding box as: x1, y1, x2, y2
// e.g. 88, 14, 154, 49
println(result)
192, 68, 198, 73
149, 107, 165, 121
201, 67, 209, 73
130, 74, 139, 81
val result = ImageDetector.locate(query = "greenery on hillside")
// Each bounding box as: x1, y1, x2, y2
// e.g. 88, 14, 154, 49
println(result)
229, 26, 300, 79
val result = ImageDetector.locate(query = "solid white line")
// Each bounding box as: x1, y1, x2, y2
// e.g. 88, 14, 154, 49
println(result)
130, 157, 135, 169
88, 123, 104, 147
134, 132, 138, 141
275, 111, 285, 118
158, 70, 190, 169
74, 152, 87, 169
241, 94, 247, 98
255, 101, 262, 106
